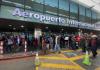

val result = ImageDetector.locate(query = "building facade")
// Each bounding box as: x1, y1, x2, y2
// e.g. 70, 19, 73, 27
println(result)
0, 0, 99, 35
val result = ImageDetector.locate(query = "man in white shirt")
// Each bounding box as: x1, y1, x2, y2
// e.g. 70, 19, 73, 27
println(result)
54, 35, 61, 53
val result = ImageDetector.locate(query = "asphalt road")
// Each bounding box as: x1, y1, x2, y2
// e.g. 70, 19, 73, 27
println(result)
0, 57, 35, 70
0, 50, 100, 70
75, 53, 100, 70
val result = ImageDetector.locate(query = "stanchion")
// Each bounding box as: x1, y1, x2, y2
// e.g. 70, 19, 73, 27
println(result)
76, 42, 79, 49
34, 52, 40, 70
0, 41, 4, 54
24, 40, 27, 56
35, 66, 38, 70
24, 41, 27, 53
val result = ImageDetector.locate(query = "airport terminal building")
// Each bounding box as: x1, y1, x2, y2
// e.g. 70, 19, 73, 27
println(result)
0, 0, 99, 37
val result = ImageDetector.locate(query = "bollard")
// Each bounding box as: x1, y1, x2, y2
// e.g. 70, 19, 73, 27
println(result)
34, 52, 40, 70
0, 41, 4, 54
24, 41, 27, 53
35, 66, 38, 70
76, 42, 79, 47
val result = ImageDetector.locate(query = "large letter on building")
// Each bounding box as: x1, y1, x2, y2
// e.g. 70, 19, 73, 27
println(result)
12, 8, 22, 17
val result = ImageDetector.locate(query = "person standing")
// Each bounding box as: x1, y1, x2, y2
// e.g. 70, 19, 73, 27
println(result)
33, 38, 38, 51
60, 35, 65, 48
7, 36, 13, 53
90, 37, 98, 58
80, 36, 86, 52
49, 36, 54, 51
42, 37, 46, 54
71, 36, 77, 50
54, 35, 61, 53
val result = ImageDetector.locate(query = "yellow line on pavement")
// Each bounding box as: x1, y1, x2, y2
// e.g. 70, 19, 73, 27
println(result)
62, 50, 74, 53
39, 55, 85, 61
59, 54, 67, 57
40, 62, 85, 70
70, 60, 85, 70
69, 55, 85, 61
39, 53, 85, 70
35, 67, 38, 70
39, 56, 69, 60
95, 67, 100, 70
62, 49, 82, 53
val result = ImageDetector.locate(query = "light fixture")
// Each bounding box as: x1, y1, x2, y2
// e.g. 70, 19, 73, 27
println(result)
9, 25, 12, 27
61, 28, 64, 31
31, 0, 35, 1
21, 25, 24, 28
13, 28, 16, 30
45, 27, 48, 29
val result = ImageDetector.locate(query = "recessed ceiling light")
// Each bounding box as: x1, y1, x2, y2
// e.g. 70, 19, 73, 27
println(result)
21, 25, 24, 28
31, 0, 35, 1
13, 28, 16, 30
9, 25, 12, 27
45, 27, 48, 29
61, 29, 64, 31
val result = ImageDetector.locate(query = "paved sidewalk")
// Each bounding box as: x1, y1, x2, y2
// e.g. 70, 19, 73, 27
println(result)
0, 49, 100, 70
0, 52, 35, 60
75, 50, 100, 70
37, 53, 85, 70
0, 49, 83, 61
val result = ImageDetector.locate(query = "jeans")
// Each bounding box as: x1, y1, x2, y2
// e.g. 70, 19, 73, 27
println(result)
54, 44, 61, 52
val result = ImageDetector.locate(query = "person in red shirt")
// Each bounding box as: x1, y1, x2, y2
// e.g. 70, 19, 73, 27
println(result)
75, 35, 81, 42
75, 35, 81, 49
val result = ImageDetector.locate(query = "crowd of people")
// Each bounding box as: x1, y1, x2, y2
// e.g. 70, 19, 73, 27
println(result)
0, 33, 27, 53
0, 32, 99, 58
41, 33, 100, 58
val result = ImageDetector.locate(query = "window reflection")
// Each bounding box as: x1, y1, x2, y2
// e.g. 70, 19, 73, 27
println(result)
92, 11, 97, 23
86, 9, 91, 23
70, 1, 78, 20
45, 0, 58, 15
79, 5, 85, 22
1, 0, 24, 8
0, 0, 1, 5
0, 0, 99, 24
59, 0, 69, 18
25, 0, 43, 12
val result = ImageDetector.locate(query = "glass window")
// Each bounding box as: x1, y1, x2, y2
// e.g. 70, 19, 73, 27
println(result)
1, 0, 24, 8
0, 0, 1, 5
45, 0, 58, 15
97, 14, 100, 22
70, 1, 78, 20
86, 9, 91, 23
25, 0, 43, 12
92, 11, 97, 23
33, 0, 44, 4
59, 0, 69, 18
86, 9, 91, 17
79, 5, 85, 22
92, 11, 97, 19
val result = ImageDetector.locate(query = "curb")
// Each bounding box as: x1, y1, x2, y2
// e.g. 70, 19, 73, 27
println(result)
0, 51, 44, 61
0, 54, 35, 61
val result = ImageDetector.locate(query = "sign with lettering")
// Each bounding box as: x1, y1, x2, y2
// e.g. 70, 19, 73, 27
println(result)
12, 8, 95, 29
0, 5, 95, 30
